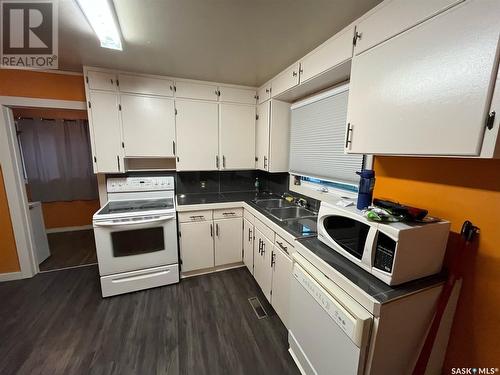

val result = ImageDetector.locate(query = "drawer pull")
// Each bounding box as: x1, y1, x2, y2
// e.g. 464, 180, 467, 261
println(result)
276, 241, 289, 254
222, 212, 236, 216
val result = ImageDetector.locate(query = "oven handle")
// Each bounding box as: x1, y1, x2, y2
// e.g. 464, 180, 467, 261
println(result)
94, 215, 176, 227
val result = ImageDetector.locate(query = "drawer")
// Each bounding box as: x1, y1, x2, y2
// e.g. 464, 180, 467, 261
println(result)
243, 209, 255, 223
254, 218, 275, 242
178, 210, 213, 223
275, 235, 294, 257
100, 264, 179, 297
213, 208, 243, 220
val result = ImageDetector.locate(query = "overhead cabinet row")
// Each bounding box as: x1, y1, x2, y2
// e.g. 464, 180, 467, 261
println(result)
86, 70, 257, 104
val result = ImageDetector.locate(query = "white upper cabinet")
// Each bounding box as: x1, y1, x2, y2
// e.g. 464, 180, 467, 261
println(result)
86, 71, 118, 91
256, 100, 291, 172
175, 81, 219, 101
219, 104, 256, 170
271, 62, 301, 98
257, 84, 272, 104
255, 101, 270, 171
87, 91, 123, 173
214, 217, 243, 266
346, 0, 500, 156
218, 86, 256, 104
354, 0, 463, 55
300, 26, 354, 83
118, 74, 174, 96
175, 100, 219, 171
120, 95, 176, 157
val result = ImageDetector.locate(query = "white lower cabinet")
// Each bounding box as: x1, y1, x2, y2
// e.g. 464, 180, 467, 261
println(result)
179, 221, 215, 272
271, 246, 293, 327
253, 228, 274, 302
243, 218, 254, 274
214, 217, 243, 266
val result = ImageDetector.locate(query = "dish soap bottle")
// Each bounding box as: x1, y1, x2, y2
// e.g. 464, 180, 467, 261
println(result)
254, 177, 261, 192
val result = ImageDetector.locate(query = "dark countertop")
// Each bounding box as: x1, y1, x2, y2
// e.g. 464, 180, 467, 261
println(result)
296, 237, 446, 304
176, 191, 317, 238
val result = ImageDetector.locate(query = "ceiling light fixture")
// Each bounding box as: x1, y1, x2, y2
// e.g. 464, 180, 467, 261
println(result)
76, 0, 123, 50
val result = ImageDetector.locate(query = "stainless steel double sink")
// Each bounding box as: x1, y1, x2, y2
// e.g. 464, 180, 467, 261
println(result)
253, 198, 317, 222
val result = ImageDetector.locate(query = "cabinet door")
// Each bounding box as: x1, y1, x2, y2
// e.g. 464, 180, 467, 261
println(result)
268, 100, 291, 172
271, 246, 293, 327
347, 0, 500, 156
218, 86, 256, 104
214, 218, 243, 266
175, 100, 219, 171
219, 104, 256, 170
271, 62, 300, 98
257, 84, 272, 104
243, 218, 254, 274
86, 71, 117, 91
253, 229, 273, 302
175, 81, 218, 101
300, 26, 354, 83
255, 101, 270, 171
120, 95, 176, 157
354, 0, 463, 55
179, 221, 214, 272
87, 90, 123, 173
118, 74, 174, 96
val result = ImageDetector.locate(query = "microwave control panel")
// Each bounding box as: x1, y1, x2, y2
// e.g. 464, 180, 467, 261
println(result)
373, 232, 396, 273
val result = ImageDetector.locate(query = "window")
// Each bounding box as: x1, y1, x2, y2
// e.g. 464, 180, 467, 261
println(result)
289, 84, 365, 193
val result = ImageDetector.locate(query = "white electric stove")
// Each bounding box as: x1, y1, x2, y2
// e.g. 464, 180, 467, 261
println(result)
93, 176, 179, 297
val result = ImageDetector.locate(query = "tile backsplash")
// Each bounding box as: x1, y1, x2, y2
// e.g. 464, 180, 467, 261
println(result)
176, 170, 289, 195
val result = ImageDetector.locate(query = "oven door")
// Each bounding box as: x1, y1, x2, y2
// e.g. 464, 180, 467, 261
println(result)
93, 214, 178, 276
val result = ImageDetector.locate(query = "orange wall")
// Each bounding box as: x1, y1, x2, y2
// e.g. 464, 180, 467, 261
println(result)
0, 167, 20, 273
373, 156, 500, 371
0, 69, 86, 274
42, 200, 99, 229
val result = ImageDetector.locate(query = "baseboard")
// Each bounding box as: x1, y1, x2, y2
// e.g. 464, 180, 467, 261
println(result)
181, 263, 245, 279
0, 271, 23, 282
45, 224, 93, 234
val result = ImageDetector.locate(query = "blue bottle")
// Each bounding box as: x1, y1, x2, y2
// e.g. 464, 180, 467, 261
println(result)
356, 169, 375, 210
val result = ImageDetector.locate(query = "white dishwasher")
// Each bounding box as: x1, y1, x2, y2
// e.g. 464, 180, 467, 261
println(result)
289, 253, 373, 375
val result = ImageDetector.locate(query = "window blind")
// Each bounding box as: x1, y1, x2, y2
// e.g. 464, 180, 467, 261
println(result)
289, 85, 363, 185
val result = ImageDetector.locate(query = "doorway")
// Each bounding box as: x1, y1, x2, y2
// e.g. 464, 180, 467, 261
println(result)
13, 107, 99, 272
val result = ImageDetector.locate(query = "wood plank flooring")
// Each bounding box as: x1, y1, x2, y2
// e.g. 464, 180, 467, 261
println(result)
0, 266, 299, 375
39, 230, 97, 271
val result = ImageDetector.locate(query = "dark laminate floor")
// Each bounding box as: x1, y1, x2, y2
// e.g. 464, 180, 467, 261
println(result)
0, 266, 299, 375
39, 230, 97, 271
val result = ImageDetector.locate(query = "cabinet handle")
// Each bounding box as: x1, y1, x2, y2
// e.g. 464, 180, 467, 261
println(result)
292, 71, 297, 77
216, 223, 219, 237
172, 141, 176, 155
265, 88, 270, 93
248, 228, 252, 242
222, 155, 226, 168
345, 123, 353, 149
271, 251, 275, 267
210, 223, 213, 237
222, 212, 235, 216
261, 242, 265, 255
258, 239, 262, 254
110, 79, 114, 85
263, 156, 268, 169
276, 241, 289, 255
117, 156, 120, 171
216, 155, 219, 169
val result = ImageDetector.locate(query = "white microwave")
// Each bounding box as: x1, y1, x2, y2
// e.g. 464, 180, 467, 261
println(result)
317, 202, 450, 285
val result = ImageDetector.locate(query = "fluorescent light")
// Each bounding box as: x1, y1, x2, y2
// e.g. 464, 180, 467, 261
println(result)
76, 0, 122, 50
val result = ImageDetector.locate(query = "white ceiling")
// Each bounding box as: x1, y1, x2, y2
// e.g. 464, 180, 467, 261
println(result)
59, 0, 382, 86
